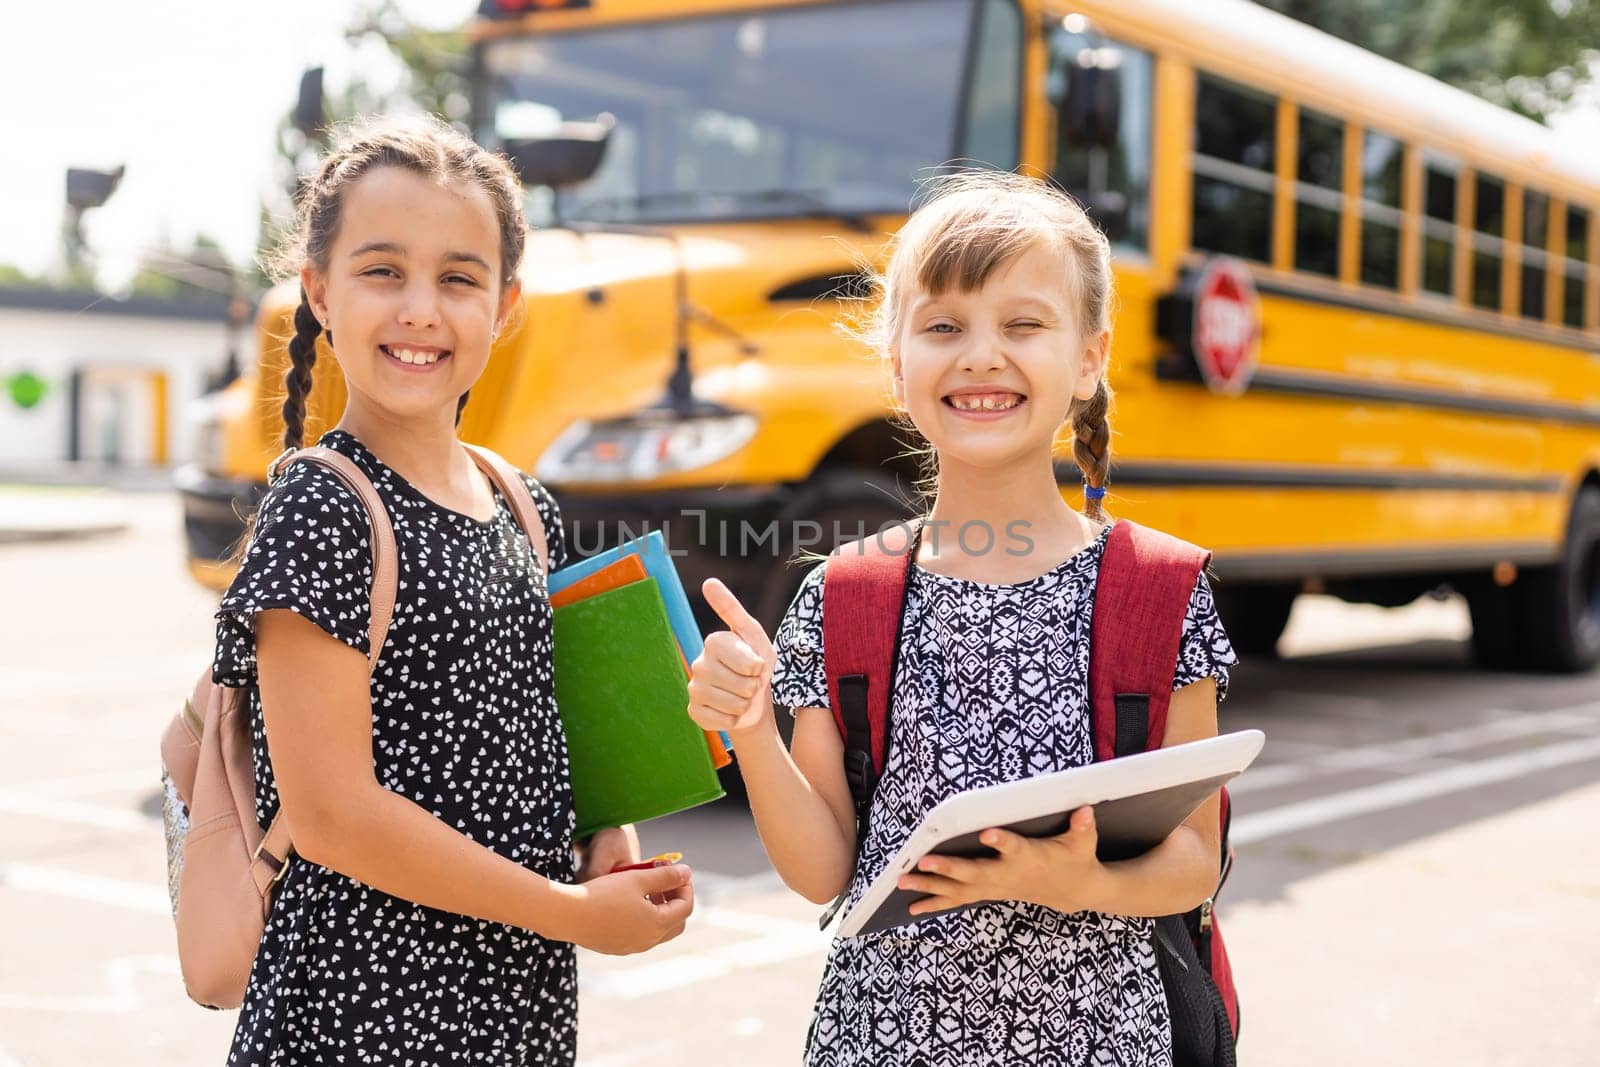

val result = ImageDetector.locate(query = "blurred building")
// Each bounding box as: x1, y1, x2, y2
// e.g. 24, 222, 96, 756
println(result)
0, 287, 252, 469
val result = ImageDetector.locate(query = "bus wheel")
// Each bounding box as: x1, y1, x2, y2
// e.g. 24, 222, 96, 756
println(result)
1466, 580, 1525, 670
1518, 487, 1600, 673
1212, 583, 1296, 658
753, 471, 917, 641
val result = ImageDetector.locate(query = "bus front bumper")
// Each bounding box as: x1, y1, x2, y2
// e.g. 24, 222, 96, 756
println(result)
553, 483, 792, 594
175, 471, 797, 596
175, 465, 266, 585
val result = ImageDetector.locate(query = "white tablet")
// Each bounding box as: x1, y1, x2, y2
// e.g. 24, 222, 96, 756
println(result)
837, 730, 1266, 939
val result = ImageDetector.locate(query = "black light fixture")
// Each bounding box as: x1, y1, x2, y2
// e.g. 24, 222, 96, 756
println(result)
64, 165, 125, 279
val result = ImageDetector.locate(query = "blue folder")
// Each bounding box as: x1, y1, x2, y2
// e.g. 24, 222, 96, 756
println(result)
549, 530, 731, 750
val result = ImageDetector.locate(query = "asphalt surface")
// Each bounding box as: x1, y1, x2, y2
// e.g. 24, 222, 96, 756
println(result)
1, 488, 1596, 1065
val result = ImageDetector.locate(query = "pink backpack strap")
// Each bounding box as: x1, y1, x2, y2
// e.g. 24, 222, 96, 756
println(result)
1088, 519, 1211, 761
251, 445, 400, 890
288, 447, 400, 665
464, 443, 549, 573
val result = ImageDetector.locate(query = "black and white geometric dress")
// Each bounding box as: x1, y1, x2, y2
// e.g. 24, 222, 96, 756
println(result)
212, 429, 578, 1065
770, 521, 1238, 1067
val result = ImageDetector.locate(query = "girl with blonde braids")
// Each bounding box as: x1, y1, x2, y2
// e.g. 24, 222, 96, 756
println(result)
214, 116, 693, 1065
687, 171, 1238, 1065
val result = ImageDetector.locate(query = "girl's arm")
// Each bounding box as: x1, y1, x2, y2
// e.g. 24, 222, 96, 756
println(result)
257, 609, 693, 955
689, 580, 858, 904
898, 677, 1223, 919
1067, 677, 1223, 917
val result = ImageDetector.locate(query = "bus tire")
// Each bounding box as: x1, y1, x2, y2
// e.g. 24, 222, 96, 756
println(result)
753, 470, 917, 640
1517, 486, 1600, 673
712, 473, 911, 806
1212, 582, 1296, 658
1466, 580, 1525, 670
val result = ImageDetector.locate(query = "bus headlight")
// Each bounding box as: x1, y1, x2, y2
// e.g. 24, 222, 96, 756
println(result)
185, 393, 228, 474
537, 411, 759, 484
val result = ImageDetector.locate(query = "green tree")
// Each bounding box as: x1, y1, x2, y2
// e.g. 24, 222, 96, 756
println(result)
0, 264, 49, 290
1260, 0, 1600, 120
129, 234, 240, 301
255, 0, 471, 282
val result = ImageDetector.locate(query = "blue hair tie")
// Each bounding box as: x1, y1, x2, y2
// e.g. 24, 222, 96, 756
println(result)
1083, 482, 1107, 502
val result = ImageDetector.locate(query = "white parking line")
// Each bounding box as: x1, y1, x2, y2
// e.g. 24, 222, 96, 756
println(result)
0, 789, 160, 834
0, 656, 202, 702
1232, 733, 1600, 845
4, 718, 1596, 1013
578, 1041, 686, 1067
12, 768, 160, 798
0, 863, 169, 917
0, 956, 182, 1015
581, 904, 824, 1001
1232, 703, 1600, 796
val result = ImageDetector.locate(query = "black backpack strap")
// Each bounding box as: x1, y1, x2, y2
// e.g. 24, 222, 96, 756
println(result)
1113, 693, 1151, 758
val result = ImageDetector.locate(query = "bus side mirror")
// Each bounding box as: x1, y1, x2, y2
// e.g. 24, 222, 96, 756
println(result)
294, 67, 325, 139
1050, 50, 1121, 151
503, 115, 614, 190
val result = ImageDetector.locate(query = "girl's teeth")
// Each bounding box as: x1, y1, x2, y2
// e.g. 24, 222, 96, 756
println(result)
390, 348, 441, 365
952, 395, 1019, 411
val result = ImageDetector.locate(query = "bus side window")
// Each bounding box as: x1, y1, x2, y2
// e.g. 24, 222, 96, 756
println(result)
1293, 108, 1343, 278
1191, 73, 1275, 264
1564, 205, 1590, 329
958, 0, 1023, 171
1471, 174, 1506, 311
1422, 158, 1458, 297
1359, 131, 1404, 289
1520, 190, 1549, 321
1048, 22, 1153, 251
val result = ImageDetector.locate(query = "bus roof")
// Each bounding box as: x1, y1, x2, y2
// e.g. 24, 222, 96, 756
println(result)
470, 0, 1598, 202
1076, 0, 1600, 202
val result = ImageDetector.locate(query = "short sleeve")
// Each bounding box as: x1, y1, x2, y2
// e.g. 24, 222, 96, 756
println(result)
518, 473, 568, 572
769, 561, 829, 716
212, 462, 374, 688
1172, 571, 1239, 701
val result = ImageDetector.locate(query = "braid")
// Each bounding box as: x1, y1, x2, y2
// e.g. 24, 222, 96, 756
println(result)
1072, 377, 1113, 523
282, 291, 321, 452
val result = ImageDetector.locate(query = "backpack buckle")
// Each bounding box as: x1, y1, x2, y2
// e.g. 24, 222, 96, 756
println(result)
267, 447, 299, 484
818, 889, 847, 931
252, 839, 290, 888
1198, 897, 1214, 933
843, 749, 876, 803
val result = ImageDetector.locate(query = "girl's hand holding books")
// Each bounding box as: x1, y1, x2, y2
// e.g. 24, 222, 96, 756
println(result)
687, 578, 778, 737
574, 825, 641, 883
897, 806, 1107, 917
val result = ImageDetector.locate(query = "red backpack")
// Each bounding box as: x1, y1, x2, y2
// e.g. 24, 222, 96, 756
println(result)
821, 519, 1239, 1067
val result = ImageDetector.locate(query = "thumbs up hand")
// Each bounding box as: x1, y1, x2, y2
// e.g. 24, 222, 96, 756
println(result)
688, 578, 778, 736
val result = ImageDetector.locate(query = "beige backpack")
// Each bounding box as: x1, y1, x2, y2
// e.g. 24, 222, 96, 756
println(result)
160, 443, 547, 1009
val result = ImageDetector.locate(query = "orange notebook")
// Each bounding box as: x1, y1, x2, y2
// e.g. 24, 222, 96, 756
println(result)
550, 556, 732, 770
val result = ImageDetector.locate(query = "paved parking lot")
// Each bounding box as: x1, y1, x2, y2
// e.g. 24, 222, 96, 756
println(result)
2, 489, 1597, 1065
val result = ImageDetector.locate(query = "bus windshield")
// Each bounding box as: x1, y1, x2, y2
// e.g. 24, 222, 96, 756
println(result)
479, 0, 978, 224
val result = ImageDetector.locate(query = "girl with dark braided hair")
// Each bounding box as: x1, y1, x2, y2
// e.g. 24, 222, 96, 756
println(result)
686, 172, 1238, 1065
212, 116, 692, 1065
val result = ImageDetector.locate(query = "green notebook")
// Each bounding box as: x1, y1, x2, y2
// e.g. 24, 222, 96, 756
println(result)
551, 576, 725, 838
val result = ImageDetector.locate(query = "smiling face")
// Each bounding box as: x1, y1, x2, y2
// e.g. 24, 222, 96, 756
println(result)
890, 240, 1109, 474
301, 166, 520, 426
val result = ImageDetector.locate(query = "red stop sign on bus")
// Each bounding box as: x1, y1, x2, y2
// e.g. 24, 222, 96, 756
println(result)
1192, 258, 1261, 395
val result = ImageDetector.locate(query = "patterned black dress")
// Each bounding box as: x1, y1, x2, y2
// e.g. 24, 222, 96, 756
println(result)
770, 522, 1239, 1067
213, 429, 577, 1065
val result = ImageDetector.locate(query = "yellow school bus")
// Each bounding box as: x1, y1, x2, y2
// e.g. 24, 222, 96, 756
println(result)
178, 0, 1600, 672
